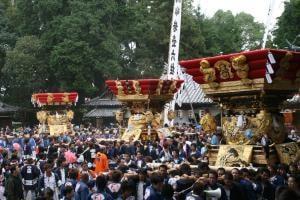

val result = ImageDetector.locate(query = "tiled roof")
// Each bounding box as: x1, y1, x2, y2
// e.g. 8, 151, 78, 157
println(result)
175, 74, 213, 106
0, 102, 19, 113
84, 108, 120, 118
84, 97, 122, 107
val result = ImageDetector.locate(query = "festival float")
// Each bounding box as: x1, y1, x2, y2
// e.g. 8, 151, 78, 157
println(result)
180, 49, 300, 167
106, 79, 183, 141
31, 92, 78, 136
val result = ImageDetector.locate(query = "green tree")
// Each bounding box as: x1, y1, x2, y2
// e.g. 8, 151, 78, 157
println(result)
235, 12, 264, 50
273, 0, 300, 48
199, 10, 264, 56
204, 10, 241, 55
49, 39, 96, 94
117, 0, 173, 78
179, 4, 206, 59
0, 0, 16, 68
0, 0, 266, 108
1, 36, 48, 106
119, 0, 206, 77
42, 0, 122, 96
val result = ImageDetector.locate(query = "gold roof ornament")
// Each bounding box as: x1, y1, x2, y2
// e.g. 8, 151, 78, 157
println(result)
200, 60, 219, 89
231, 54, 252, 85
115, 80, 125, 96
132, 80, 142, 95
214, 60, 234, 80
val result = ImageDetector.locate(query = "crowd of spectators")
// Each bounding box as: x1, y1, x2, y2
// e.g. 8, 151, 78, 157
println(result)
0, 124, 298, 200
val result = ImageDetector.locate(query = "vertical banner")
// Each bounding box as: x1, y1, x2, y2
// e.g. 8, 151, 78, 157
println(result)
163, 0, 183, 126
167, 0, 182, 80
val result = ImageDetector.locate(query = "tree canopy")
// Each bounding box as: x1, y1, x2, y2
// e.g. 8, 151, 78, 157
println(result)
0, 0, 265, 107
273, 0, 300, 48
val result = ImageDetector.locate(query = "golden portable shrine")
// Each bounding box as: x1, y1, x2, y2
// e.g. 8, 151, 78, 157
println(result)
106, 79, 183, 141
180, 49, 300, 167
31, 92, 78, 136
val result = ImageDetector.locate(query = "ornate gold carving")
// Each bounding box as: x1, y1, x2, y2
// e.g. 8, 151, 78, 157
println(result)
167, 110, 176, 121
62, 93, 69, 103
37, 111, 48, 124
145, 110, 154, 123
66, 110, 74, 120
47, 114, 68, 125
131, 102, 145, 114
122, 129, 142, 142
132, 80, 142, 95
275, 142, 299, 164
216, 145, 252, 167
36, 109, 75, 135
276, 52, 293, 80
254, 110, 272, 136
151, 113, 162, 129
200, 60, 219, 88
222, 110, 286, 145
49, 125, 68, 136
47, 93, 54, 104
231, 55, 252, 85
122, 109, 161, 141
128, 114, 147, 129
201, 78, 264, 95
214, 60, 234, 80
115, 80, 125, 95
168, 80, 177, 94
116, 94, 149, 102
222, 116, 244, 144
200, 112, 217, 134
31, 94, 36, 102
223, 111, 272, 145
156, 79, 164, 95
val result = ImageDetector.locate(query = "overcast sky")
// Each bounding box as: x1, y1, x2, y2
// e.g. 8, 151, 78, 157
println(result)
193, 0, 286, 26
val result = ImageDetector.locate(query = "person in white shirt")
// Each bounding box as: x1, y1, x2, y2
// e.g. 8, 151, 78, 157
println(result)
38, 164, 60, 200
136, 169, 150, 200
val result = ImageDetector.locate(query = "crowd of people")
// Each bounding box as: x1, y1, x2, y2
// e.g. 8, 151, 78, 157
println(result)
0, 124, 299, 200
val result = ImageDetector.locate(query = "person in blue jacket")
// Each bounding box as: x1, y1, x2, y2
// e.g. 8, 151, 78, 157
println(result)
144, 172, 164, 200
75, 173, 90, 200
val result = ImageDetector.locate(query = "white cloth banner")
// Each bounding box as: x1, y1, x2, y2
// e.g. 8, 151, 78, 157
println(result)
163, 0, 183, 126
166, 0, 183, 80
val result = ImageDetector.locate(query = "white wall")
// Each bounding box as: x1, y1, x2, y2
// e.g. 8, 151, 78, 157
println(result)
174, 106, 220, 125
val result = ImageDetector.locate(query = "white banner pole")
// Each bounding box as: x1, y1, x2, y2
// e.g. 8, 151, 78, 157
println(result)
163, 0, 183, 126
